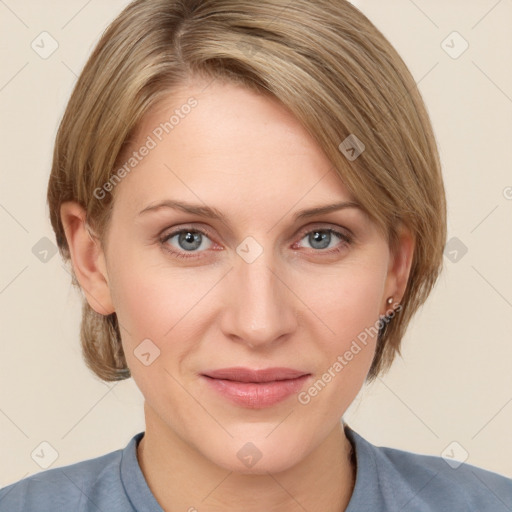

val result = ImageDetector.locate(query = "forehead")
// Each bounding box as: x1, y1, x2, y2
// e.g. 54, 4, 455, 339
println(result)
112, 79, 358, 219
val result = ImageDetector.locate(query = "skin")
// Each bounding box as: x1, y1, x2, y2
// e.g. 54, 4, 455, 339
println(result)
61, 77, 414, 512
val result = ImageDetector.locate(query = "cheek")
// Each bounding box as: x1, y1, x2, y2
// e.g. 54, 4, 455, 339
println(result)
292, 261, 386, 401
106, 240, 188, 347
112, 271, 169, 339
295, 262, 385, 341
111, 264, 200, 402
108, 246, 217, 375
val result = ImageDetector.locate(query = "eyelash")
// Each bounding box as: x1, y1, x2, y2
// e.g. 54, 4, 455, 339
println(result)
159, 225, 353, 261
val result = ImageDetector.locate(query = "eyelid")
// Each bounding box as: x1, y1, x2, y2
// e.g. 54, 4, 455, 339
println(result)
295, 222, 354, 241
159, 221, 354, 260
159, 221, 353, 244
159, 224, 218, 250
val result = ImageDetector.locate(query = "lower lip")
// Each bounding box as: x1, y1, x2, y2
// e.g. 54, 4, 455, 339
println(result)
201, 375, 311, 409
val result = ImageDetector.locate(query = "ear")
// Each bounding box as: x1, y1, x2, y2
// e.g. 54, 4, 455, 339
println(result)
382, 222, 415, 314
60, 201, 114, 316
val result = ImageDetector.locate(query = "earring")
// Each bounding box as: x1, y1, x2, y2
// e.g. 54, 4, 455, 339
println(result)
379, 296, 396, 337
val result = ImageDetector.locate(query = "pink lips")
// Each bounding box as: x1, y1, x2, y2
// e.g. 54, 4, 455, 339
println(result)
201, 367, 311, 409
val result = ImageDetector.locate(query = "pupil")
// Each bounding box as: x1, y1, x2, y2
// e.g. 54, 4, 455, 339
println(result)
310, 230, 330, 249
179, 231, 201, 251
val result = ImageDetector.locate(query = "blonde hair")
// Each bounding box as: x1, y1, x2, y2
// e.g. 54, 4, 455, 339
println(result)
47, 0, 446, 382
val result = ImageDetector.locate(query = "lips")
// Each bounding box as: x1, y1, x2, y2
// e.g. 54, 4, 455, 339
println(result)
201, 367, 312, 409
202, 367, 309, 383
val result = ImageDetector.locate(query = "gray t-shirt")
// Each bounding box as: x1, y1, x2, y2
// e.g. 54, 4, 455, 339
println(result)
1, 424, 511, 511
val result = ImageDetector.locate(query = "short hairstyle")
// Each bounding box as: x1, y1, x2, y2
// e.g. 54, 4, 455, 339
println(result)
47, 0, 447, 383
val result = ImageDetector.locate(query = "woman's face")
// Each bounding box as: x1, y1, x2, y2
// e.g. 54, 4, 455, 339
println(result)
99, 78, 408, 473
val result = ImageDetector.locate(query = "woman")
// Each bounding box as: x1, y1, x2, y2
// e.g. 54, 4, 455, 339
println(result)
1, 0, 510, 510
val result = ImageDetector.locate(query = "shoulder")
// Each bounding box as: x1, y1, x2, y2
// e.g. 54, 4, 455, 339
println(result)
0, 441, 133, 512
347, 427, 512, 511
380, 445, 512, 508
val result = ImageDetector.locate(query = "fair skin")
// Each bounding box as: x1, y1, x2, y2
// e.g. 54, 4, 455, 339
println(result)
61, 78, 414, 512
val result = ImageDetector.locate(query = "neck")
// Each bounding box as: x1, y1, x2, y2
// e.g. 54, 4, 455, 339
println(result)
137, 404, 355, 512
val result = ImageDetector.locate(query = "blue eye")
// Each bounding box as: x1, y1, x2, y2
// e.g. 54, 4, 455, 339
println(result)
159, 226, 352, 260
161, 229, 213, 258
298, 229, 351, 251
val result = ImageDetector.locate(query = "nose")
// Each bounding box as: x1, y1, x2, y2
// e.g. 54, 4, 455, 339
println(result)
219, 248, 298, 349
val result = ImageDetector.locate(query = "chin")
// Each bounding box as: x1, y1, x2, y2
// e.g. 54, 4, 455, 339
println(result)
205, 436, 307, 475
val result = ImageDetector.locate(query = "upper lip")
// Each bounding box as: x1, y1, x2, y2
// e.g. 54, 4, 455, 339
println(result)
202, 367, 309, 383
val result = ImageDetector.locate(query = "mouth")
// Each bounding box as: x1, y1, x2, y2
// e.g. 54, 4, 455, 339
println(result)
201, 366, 310, 383
200, 367, 312, 409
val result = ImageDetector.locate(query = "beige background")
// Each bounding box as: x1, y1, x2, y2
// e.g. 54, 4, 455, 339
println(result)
1, 0, 511, 487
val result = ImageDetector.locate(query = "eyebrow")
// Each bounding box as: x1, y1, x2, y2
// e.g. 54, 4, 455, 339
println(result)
137, 199, 362, 222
